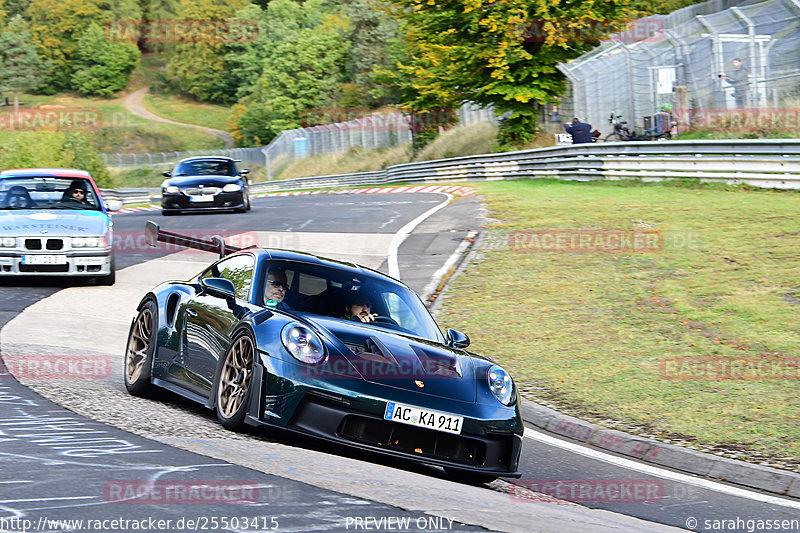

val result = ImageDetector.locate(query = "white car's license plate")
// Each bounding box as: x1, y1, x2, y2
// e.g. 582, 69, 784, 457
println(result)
383, 401, 463, 434
22, 254, 67, 265
189, 194, 214, 203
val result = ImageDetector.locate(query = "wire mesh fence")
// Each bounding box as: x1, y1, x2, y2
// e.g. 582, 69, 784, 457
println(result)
102, 105, 499, 178
558, 0, 800, 137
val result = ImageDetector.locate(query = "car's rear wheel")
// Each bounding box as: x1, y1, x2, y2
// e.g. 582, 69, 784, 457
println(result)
443, 467, 498, 485
215, 331, 256, 431
124, 300, 156, 396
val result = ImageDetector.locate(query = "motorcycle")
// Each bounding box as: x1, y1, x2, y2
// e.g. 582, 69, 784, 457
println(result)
603, 113, 675, 142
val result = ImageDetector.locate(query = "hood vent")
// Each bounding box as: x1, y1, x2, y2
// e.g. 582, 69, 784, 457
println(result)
411, 345, 462, 379
346, 336, 399, 366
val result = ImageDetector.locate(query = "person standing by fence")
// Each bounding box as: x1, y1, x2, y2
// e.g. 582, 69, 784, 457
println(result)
720, 58, 750, 109
564, 117, 593, 144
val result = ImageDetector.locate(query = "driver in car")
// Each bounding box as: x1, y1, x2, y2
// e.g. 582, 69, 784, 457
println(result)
343, 294, 379, 323
64, 180, 90, 205
264, 269, 291, 310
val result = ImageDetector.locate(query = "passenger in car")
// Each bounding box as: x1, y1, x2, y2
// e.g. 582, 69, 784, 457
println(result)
343, 294, 379, 323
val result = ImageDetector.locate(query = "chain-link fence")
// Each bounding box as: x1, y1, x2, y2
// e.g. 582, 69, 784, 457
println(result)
558, 0, 800, 136
102, 148, 266, 170
103, 105, 499, 177
262, 112, 412, 180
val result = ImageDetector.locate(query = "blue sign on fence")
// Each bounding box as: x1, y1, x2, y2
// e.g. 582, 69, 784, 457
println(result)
294, 137, 308, 158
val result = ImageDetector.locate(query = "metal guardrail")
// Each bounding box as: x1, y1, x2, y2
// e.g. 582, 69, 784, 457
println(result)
104, 140, 800, 205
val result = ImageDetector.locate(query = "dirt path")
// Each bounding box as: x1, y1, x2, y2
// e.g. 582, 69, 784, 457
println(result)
123, 86, 234, 149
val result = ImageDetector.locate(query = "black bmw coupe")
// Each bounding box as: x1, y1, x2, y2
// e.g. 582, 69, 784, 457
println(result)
160, 156, 251, 215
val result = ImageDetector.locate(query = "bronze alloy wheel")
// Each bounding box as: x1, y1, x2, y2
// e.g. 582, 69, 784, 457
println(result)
216, 334, 255, 425
124, 301, 156, 396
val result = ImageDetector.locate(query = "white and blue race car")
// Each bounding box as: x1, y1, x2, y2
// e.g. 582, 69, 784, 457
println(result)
0, 168, 122, 285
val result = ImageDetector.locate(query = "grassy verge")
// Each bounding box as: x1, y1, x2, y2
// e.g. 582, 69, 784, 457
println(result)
127, 54, 166, 90
143, 93, 232, 133
436, 179, 800, 467
0, 93, 224, 152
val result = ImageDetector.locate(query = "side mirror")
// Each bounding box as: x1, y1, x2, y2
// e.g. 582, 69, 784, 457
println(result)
201, 277, 236, 300
446, 328, 470, 349
162, 171, 172, 177
105, 199, 123, 212
240, 168, 250, 175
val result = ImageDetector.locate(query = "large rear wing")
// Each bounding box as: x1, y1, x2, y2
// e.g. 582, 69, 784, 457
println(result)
144, 220, 254, 258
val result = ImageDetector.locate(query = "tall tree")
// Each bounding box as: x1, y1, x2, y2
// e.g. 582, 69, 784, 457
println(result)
343, 0, 401, 107
382, 0, 633, 146
165, 0, 248, 102
232, 11, 350, 145
0, 14, 46, 112
71, 23, 140, 96
26, 0, 107, 92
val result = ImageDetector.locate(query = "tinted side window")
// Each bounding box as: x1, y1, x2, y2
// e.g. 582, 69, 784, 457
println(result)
215, 255, 255, 300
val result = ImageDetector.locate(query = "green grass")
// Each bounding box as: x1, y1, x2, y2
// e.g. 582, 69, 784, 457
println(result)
143, 93, 232, 133
436, 179, 800, 465
127, 54, 167, 90
0, 93, 224, 152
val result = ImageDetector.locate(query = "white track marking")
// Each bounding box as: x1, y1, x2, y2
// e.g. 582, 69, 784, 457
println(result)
524, 428, 800, 509
387, 194, 452, 279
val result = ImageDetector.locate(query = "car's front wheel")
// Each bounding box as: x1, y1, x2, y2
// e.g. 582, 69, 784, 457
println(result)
124, 300, 157, 396
215, 331, 256, 431
236, 193, 251, 213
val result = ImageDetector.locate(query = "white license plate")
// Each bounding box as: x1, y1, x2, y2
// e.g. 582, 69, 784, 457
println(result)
383, 401, 463, 435
189, 194, 214, 203
22, 254, 67, 265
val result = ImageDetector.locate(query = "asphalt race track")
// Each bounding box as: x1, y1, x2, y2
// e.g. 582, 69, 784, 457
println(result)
1, 192, 798, 532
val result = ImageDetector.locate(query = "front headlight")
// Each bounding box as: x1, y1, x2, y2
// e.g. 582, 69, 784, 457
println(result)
163, 185, 180, 194
0, 237, 16, 247
281, 323, 326, 364
72, 236, 107, 248
487, 364, 515, 406
222, 183, 243, 192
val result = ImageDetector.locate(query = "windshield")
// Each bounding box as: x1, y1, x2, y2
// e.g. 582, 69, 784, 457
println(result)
173, 159, 237, 177
0, 176, 101, 211
259, 259, 444, 343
